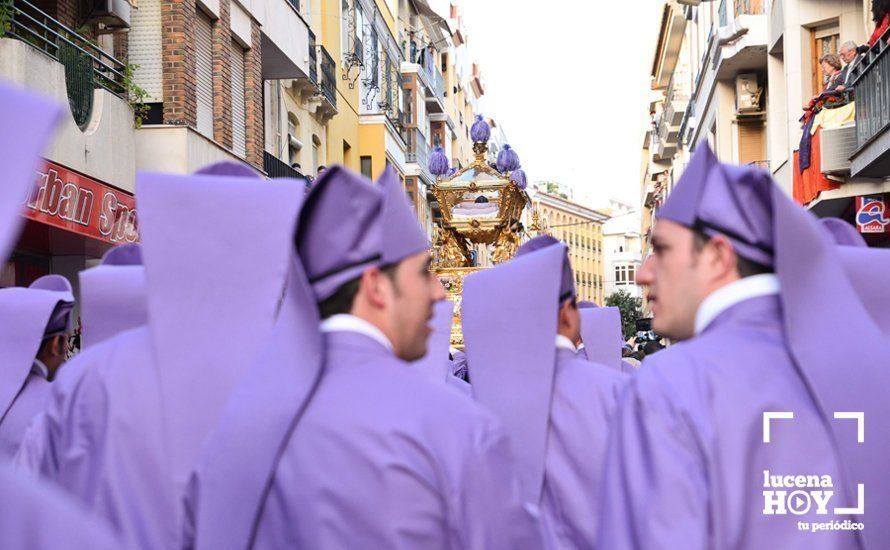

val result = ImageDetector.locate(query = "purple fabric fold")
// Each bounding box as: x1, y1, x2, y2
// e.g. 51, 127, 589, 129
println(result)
462, 243, 564, 504
579, 306, 623, 371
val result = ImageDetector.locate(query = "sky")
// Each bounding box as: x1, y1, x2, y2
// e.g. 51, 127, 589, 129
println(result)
431, 0, 664, 210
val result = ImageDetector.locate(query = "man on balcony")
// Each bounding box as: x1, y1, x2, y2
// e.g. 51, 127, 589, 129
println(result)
836, 41, 862, 92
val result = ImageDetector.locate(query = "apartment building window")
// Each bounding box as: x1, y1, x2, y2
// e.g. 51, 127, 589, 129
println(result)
615, 265, 636, 285
360, 156, 372, 178
231, 40, 247, 158
195, 9, 214, 139
288, 115, 300, 166
341, 0, 350, 60
312, 134, 321, 175
811, 25, 839, 95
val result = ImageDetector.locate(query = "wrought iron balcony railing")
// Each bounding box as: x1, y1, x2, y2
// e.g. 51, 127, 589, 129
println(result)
317, 45, 337, 108
406, 128, 431, 180
308, 30, 318, 85
422, 60, 445, 103
851, 27, 890, 150
6, 0, 128, 128
264, 151, 305, 180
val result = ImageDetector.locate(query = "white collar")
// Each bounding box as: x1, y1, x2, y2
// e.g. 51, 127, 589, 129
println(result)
555, 334, 577, 352
319, 314, 394, 352
31, 359, 49, 379
694, 274, 781, 335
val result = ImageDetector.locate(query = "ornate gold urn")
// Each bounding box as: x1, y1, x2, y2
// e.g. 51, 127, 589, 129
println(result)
430, 138, 529, 347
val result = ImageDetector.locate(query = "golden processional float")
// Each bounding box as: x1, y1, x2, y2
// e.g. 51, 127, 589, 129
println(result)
427, 115, 531, 347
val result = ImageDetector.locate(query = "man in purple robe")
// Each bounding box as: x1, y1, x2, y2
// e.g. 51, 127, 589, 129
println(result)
0, 78, 123, 549
186, 166, 540, 549
15, 163, 306, 548
0, 275, 74, 456
462, 235, 627, 548
598, 144, 889, 549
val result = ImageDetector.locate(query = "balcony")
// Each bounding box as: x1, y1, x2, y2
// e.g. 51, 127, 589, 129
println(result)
252, 0, 312, 80
263, 151, 305, 180
1, 0, 135, 191
401, 53, 445, 113
406, 128, 432, 183
317, 45, 337, 109
850, 27, 890, 178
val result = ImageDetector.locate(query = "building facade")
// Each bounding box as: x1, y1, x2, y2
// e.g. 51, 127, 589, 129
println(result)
528, 185, 610, 305
644, 0, 889, 263
1, 0, 502, 296
601, 199, 644, 300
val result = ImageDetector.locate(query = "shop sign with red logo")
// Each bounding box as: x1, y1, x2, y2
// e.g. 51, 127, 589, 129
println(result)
22, 161, 138, 244
855, 195, 890, 234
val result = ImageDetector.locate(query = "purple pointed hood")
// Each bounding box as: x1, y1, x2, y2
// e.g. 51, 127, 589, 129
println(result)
579, 306, 623, 371
79, 244, 147, 349
820, 218, 866, 247
410, 299, 454, 384
297, 165, 429, 300
135, 163, 305, 480
660, 143, 890, 545
517, 235, 575, 300
658, 145, 774, 266
191, 164, 431, 549
0, 276, 74, 420
0, 82, 61, 259
462, 243, 565, 505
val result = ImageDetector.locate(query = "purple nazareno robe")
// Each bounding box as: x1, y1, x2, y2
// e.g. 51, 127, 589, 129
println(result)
79, 244, 147, 349
0, 78, 123, 549
578, 303, 635, 374
0, 276, 74, 457
186, 166, 540, 549
463, 238, 627, 548
599, 144, 889, 549
598, 296, 857, 549
14, 166, 305, 548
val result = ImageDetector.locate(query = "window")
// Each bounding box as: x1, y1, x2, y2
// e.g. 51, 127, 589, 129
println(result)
312, 134, 321, 175
360, 156, 373, 178
287, 114, 300, 166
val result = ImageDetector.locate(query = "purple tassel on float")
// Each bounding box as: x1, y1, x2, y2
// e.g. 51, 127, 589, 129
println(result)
497, 144, 521, 172
471, 115, 491, 143
429, 146, 450, 177
510, 168, 527, 189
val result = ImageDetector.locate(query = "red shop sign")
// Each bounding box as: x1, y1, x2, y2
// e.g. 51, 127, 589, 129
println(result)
22, 161, 139, 245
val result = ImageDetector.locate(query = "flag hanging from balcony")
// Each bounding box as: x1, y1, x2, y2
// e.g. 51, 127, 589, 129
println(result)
793, 128, 840, 205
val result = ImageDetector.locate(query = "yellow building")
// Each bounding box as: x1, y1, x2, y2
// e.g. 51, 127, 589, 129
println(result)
530, 186, 610, 305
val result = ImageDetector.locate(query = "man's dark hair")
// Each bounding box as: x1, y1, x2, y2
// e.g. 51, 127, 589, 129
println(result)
691, 228, 772, 278
317, 263, 400, 319
643, 341, 665, 356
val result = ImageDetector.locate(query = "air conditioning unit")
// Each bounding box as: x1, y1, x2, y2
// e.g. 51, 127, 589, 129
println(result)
736, 73, 763, 113
82, 0, 130, 30
677, 0, 702, 6
820, 124, 857, 175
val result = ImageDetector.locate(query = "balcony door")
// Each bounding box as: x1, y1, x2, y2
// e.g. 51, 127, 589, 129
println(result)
811, 25, 839, 95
